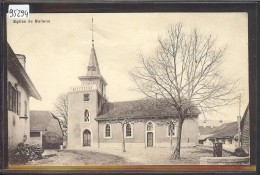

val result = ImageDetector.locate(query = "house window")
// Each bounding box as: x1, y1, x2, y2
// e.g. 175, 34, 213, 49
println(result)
105, 123, 111, 138
30, 132, 40, 137
84, 109, 90, 122
8, 82, 20, 114
125, 123, 133, 138
167, 124, 176, 137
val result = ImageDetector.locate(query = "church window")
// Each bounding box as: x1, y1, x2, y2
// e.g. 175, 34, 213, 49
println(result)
167, 124, 176, 137
83, 93, 90, 101
105, 123, 111, 138
88, 66, 96, 71
125, 123, 133, 138
147, 122, 153, 131
84, 109, 90, 123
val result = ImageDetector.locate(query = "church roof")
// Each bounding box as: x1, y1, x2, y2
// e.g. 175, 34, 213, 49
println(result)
96, 98, 200, 121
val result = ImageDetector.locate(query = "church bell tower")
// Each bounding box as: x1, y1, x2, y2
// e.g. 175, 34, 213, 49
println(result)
67, 16, 107, 149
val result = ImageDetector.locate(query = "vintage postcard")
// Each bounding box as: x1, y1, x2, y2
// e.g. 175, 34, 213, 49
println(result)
6, 11, 252, 170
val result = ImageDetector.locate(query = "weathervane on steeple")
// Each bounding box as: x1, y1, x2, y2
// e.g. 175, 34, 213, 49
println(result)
91, 14, 94, 47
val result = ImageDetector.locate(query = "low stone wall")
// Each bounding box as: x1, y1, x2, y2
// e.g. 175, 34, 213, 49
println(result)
200, 156, 250, 165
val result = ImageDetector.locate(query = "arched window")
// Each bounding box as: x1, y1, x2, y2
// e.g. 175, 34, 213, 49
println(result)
167, 124, 176, 137
147, 122, 153, 131
105, 124, 111, 138
125, 123, 133, 138
84, 110, 90, 122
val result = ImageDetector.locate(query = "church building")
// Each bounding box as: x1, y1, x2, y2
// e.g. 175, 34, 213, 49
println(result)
67, 25, 200, 149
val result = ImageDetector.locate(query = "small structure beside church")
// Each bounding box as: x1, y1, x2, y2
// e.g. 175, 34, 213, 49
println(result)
198, 106, 250, 154
30, 110, 63, 149
199, 122, 239, 148
67, 36, 200, 149
7, 43, 41, 150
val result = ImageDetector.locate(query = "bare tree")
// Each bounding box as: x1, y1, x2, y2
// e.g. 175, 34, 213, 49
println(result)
130, 23, 239, 159
53, 93, 68, 146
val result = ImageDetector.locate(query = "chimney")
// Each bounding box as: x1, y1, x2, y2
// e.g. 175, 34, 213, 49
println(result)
16, 54, 26, 69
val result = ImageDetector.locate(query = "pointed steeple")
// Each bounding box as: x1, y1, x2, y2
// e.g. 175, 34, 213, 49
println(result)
86, 16, 101, 77
78, 15, 107, 93
86, 45, 101, 76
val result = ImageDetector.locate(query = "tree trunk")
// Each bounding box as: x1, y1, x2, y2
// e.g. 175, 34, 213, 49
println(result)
171, 119, 184, 159
121, 123, 126, 152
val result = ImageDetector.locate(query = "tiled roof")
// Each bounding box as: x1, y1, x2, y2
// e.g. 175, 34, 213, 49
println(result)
96, 98, 200, 121
208, 122, 238, 139
8, 43, 41, 100
30, 110, 60, 131
199, 122, 235, 136
199, 126, 218, 135
201, 106, 249, 140
198, 119, 232, 127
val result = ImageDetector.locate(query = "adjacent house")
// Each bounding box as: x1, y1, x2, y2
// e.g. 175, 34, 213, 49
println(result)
67, 41, 200, 149
199, 122, 238, 147
198, 106, 250, 153
240, 105, 249, 154
7, 43, 41, 150
30, 111, 63, 149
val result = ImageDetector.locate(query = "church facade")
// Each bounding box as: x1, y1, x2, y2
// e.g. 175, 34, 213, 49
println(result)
67, 43, 200, 149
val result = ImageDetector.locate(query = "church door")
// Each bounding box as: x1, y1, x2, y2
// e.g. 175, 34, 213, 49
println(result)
83, 129, 91, 146
147, 132, 153, 147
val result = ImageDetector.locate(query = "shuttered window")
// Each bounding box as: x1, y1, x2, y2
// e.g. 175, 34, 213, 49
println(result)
8, 82, 12, 110
12, 86, 17, 113
24, 101, 27, 116
17, 91, 21, 115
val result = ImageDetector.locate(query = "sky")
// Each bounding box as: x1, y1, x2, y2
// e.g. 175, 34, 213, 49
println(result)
7, 13, 248, 121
